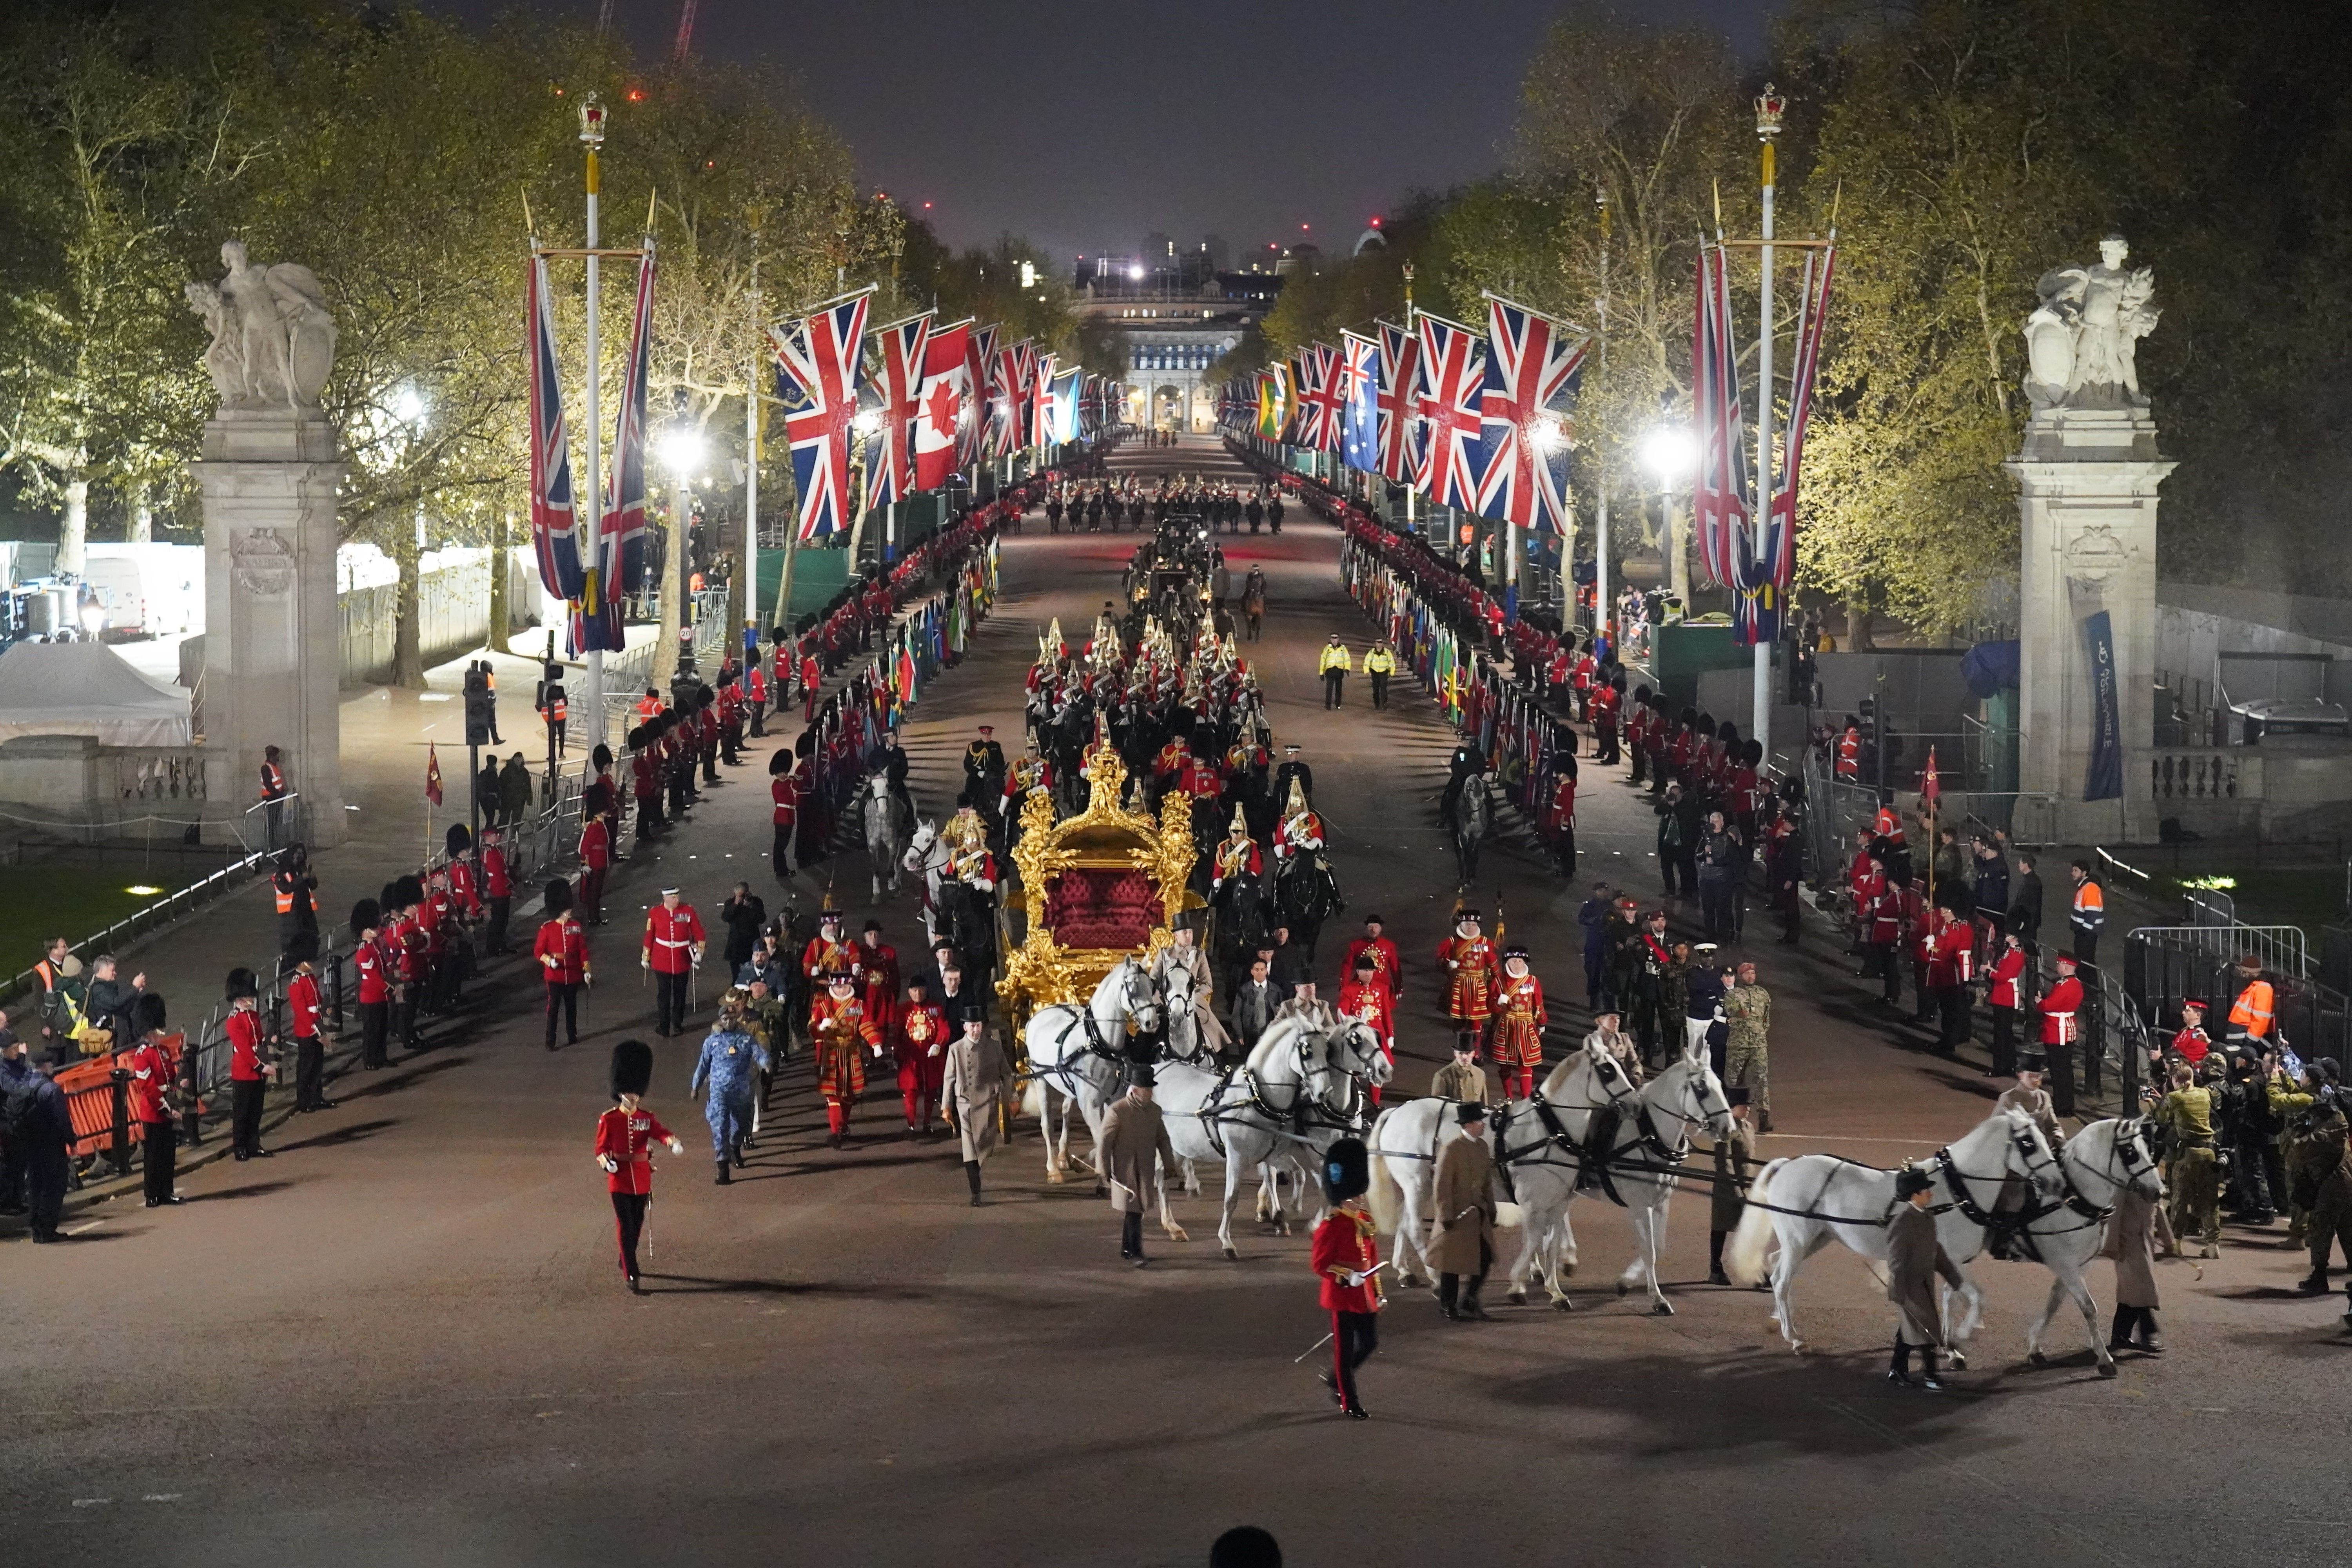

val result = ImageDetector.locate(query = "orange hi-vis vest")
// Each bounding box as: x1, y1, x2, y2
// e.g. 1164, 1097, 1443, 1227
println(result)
2228, 978, 2276, 1039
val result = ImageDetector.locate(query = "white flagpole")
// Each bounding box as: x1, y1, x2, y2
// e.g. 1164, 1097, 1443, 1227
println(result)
579, 98, 607, 757
1752, 89, 1783, 761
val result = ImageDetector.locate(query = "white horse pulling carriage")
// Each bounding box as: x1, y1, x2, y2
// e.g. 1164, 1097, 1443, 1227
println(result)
1368, 1034, 1731, 1314
1721, 1108, 2170, 1371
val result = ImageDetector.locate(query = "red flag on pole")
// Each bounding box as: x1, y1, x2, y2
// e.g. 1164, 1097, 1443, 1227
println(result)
425, 743, 444, 806
1921, 745, 1941, 809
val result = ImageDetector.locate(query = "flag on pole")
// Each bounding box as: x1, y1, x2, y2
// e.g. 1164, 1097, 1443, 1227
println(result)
1028, 351, 1058, 449
1374, 320, 1423, 484
1048, 366, 1083, 444
867, 311, 931, 510
1692, 242, 1749, 590
1473, 295, 1587, 534
771, 289, 872, 542
1922, 745, 1941, 809
1413, 312, 1489, 510
1339, 330, 1380, 472
913, 318, 972, 492
1292, 343, 1345, 452
1011, 339, 1039, 451
425, 743, 444, 806
525, 252, 585, 602
1255, 368, 1283, 439
1768, 242, 1837, 593
962, 322, 996, 468
574, 240, 655, 654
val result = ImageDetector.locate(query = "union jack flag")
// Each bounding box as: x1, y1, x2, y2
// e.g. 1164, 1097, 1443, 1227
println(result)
1291, 343, 1345, 452
772, 289, 871, 542
963, 322, 996, 468
1692, 243, 1749, 590
1029, 351, 1058, 449
1339, 331, 1379, 472
575, 241, 656, 653
1413, 312, 1488, 510
866, 311, 931, 510
1473, 295, 1587, 534
525, 251, 584, 603
1374, 320, 1422, 485
1012, 339, 1039, 451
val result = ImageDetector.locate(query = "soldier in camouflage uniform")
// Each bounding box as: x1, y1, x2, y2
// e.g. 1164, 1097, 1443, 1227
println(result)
1724, 960, 1773, 1133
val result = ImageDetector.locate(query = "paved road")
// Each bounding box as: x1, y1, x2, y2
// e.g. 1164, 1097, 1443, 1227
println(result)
8, 434, 2347, 1568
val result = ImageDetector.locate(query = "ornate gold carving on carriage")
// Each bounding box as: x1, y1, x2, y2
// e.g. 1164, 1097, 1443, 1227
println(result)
996, 737, 1200, 1036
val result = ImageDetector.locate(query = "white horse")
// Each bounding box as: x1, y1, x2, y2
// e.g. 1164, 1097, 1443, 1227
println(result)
856, 774, 911, 900
2019, 1117, 2167, 1375
1366, 1053, 1592, 1290
1725, 1106, 2066, 1366
1153, 1013, 1391, 1257
902, 819, 950, 947
1017, 956, 1164, 1188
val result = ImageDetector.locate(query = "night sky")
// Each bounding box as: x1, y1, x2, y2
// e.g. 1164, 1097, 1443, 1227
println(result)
448, 0, 1769, 267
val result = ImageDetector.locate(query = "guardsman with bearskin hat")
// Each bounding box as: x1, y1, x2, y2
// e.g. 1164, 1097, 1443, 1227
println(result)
595, 1039, 683, 1292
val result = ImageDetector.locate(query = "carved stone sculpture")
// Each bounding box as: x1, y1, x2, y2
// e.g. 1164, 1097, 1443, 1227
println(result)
188, 240, 339, 410
2022, 234, 2160, 412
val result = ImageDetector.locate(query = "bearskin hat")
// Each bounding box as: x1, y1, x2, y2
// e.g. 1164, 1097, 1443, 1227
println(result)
769, 748, 792, 776
350, 898, 381, 938
610, 1038, 654, 1100
1322, 1136, 1369, 1205
592, 743, 614, 771
445, 822, 472, 858
133, 992, 169, 1035
544, 878, 573, 915
225, 966, 259, 1002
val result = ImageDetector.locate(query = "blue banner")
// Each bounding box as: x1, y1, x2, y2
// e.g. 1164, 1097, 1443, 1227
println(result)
2082, 609, 2123, 802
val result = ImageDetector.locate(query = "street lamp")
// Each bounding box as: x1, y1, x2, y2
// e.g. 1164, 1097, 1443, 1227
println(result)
1639, 425, 1696, 487
658, 425, 705, 479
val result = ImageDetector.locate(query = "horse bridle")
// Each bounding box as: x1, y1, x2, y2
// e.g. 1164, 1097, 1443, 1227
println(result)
1933, 1124, 2064, 1229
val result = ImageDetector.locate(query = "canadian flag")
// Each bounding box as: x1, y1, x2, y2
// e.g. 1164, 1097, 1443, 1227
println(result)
916, 318, 973, 492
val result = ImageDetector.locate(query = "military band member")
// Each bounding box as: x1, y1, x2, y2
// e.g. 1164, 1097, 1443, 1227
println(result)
1436, 909, 1499, 1030
596, 1038, 684, 1292
1486, 947, 1547, 1100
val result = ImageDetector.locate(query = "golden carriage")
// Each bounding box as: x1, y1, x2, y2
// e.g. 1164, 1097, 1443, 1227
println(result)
995, 737, 1201, 1038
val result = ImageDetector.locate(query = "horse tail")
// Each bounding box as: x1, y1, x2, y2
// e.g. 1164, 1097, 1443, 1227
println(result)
1366, 1106, 1403, 1235
1724, 1157, 1789, 1287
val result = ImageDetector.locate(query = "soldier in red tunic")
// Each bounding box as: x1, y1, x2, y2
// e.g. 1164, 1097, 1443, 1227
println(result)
642, 887, 706, 1038
576, 811, 610, 926
809, 972, 881, 1147
769, 748, 800, 882
224, 967, 273, 1161
891, 977, 949, 1135
286, 959, 331, 1112
1309, 1137, 1381, 1420
595, 1038, 684, 1293
535, 878, 592, 1051
1436, 910, 1499, 1031
1486, 947, 1548, 1100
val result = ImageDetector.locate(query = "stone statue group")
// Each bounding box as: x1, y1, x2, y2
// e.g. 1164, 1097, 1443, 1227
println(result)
2023, 232, 2160, 412
184, 239, 338, 412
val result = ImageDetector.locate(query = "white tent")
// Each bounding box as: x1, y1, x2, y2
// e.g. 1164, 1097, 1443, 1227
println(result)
0, 640, 194, 746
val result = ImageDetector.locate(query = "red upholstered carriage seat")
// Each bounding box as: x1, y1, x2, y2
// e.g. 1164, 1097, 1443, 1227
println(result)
1042, 867, 1159, 950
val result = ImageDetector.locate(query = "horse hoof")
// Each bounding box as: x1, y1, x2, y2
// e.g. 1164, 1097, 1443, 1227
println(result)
1652, 1300, 1675, 1317
1506, 1290, 1527, 1307
1615, 1280, 1630, 1297
1947, 1352, 1968, 1372
1221, 1246, 1238, 1261
2027, 1351, 2049, 1367
1047, 1171, 1065, 1185
2097, 1359, 2118, 1379
1553, 1297, 1575, 1313
1167, 1225, 1190, 1242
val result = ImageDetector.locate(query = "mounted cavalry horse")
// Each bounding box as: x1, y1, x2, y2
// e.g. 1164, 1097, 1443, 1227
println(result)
1018, 957, 1165, 1188
1441, 776, 1492, 889
853, 773, 913, 901
1151, 1012, 1391, 1258
1724, 1105, 2075, 1367
902, 818, 999, 980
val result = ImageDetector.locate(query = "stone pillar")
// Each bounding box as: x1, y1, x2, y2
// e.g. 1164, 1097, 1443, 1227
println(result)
2006, 406, 2173, 845
193, 409, 348, 850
